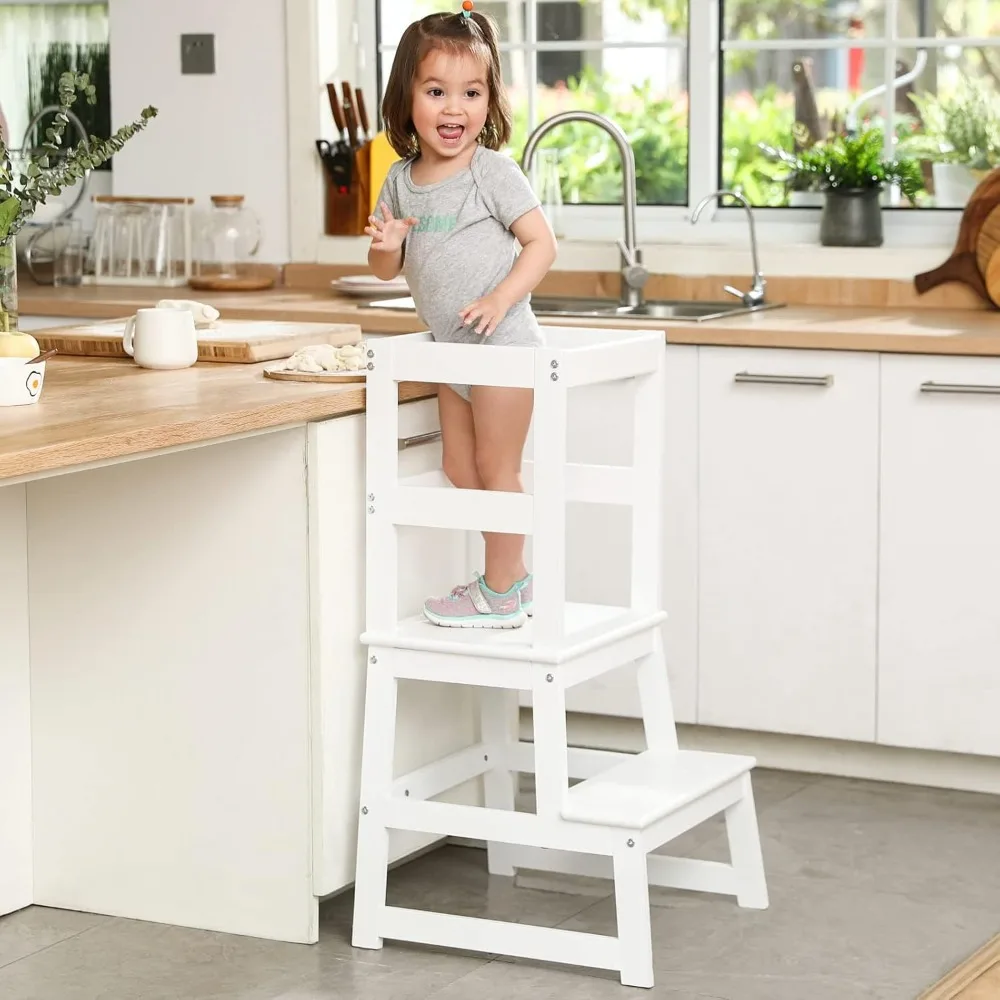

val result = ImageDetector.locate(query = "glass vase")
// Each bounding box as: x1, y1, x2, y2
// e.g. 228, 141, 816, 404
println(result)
0, 236, 16, 333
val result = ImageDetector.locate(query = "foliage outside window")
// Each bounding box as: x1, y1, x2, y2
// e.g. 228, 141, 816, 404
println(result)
374, 0, 1000, 211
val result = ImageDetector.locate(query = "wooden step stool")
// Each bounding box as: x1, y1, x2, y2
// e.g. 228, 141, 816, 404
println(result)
351, 328, 768, 988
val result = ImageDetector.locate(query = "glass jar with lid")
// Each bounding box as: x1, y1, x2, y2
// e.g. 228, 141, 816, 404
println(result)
190, 194, 273, 290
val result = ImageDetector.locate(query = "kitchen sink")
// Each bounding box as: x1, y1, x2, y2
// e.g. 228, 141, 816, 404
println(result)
528, 296, 785, 323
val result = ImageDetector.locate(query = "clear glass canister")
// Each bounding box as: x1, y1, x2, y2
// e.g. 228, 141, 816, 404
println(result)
192, 195, 262, 286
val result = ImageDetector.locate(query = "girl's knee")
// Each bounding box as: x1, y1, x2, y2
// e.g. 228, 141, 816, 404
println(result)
442, 451, 479, 489
474, 450, 518, 490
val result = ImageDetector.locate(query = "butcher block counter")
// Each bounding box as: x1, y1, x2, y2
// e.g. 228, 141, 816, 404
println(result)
17, 275, 1000, 356
0, 356, 434, 481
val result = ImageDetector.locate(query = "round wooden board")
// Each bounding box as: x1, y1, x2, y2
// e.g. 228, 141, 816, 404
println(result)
263, 367, 367, 384
975, 204, 1000, 276
985, 249, 1000, 308
188, 275, 275, 292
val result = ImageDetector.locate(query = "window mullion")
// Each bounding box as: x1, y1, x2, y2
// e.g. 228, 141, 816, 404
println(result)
525, 0, 538, 131
686, 0, 719, 215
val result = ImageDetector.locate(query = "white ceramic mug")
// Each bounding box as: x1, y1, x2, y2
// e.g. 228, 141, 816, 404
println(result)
122, 307, 199, 370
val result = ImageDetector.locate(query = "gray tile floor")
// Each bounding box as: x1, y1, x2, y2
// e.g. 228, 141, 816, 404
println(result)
2, 769, 999, 999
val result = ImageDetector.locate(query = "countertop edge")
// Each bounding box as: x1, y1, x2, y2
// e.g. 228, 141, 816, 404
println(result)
0, 380, 437, 483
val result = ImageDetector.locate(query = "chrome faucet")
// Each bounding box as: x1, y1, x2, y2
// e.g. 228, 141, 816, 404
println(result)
521, 111, 647, 308
690, 189, 767, 308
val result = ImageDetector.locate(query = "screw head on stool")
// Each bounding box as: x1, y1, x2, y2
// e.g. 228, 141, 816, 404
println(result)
369, 655, 377, 664
627, 838, 635, 847
361, 806, 368, 815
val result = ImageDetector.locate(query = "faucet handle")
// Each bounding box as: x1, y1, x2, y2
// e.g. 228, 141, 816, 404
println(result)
617, 239, 648, 291
723, 284, 746, 301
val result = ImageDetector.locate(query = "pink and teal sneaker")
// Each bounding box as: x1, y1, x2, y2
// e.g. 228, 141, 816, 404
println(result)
423, 573, 526, 629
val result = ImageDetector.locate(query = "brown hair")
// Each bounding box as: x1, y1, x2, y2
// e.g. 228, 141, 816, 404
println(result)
381, 10, 512, 158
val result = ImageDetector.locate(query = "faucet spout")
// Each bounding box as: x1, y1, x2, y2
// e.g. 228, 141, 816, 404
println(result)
522, 111, 647, 308
691, 189, 766, 307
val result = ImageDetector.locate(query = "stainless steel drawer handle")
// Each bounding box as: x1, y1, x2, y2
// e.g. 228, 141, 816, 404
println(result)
734, 372, 833, 387
397, 430, 442, 450
920, 381, 1000, 396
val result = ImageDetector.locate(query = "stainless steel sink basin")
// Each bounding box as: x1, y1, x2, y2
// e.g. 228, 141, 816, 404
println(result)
529, 296, 785, 323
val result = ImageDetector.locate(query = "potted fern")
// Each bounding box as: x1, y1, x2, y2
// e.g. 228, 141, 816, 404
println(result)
903, 82, 1000, 207
814, 129, 924, 247
0, 70, 156, 353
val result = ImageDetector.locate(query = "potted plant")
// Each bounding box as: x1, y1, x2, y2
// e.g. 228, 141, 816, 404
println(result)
0, 70, 156, 354
904, 82, 1000, 207
758, 138, 828, 207
814, 129, 924, 247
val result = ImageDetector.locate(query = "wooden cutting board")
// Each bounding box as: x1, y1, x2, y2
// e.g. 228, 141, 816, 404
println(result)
33, 319, 363, 363
914, 167, 1000, 304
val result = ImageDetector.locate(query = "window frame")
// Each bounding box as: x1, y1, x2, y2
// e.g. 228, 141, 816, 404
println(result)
289, 0, 1000, 261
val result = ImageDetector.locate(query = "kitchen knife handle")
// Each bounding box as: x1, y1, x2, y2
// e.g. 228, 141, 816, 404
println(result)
355, 87, 371, 139
327, 82, 348, 138
341, 81, 361, 147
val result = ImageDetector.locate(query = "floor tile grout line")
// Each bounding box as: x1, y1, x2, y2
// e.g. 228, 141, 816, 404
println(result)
0, 916, 112, 973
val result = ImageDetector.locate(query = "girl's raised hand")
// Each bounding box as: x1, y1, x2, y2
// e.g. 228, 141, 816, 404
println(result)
366, 203, 419, 253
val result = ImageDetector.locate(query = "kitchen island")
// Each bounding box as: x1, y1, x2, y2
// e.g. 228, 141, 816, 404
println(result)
0, 356, 477, 946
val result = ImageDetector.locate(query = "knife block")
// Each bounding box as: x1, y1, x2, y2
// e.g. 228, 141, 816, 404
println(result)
324, 143, 372, 237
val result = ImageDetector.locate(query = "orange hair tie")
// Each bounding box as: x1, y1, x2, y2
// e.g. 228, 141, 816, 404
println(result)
461, 0, 473, 16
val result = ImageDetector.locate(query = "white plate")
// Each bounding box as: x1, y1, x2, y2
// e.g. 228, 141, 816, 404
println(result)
332, 274, 409, 298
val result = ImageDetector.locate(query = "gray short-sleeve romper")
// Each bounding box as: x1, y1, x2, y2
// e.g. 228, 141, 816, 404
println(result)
373, 145, 545, 399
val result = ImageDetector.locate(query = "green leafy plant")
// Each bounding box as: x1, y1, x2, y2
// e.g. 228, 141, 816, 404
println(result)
814, 129, 924, 203
0, 70, 157, 246
902, 80, 1000, 170
27, 42, 112, 169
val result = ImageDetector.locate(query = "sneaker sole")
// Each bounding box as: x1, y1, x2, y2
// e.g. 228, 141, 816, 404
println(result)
423, 608, 527, 629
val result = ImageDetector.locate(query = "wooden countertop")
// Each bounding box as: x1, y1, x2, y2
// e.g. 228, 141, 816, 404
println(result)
18, 280, 1000, 356
0, 357, 434, 482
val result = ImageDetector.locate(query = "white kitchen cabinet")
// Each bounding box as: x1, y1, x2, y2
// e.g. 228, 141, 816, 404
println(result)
0, 484, 31, 918
878, 355, 1000, 757
697, 346, 879, 741
555, 344, 698, 724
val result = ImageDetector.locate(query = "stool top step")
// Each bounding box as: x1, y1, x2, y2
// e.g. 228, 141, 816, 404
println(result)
561, 749, 756, 830
362, 603, 666, 664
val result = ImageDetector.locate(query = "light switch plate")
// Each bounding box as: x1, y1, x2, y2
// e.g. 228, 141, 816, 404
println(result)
180, 34, 215, 75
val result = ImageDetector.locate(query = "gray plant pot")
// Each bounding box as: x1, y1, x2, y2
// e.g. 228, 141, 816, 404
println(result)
819, 188, 884, 247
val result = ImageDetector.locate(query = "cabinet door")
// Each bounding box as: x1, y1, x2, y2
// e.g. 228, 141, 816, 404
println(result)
559, 344, 698, 724
879, 355, 1000, 757
0, 485, 31, 917
698, 347, 879, 740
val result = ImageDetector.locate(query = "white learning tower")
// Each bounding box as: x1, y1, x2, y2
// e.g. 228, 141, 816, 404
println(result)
352, 327, 768, 989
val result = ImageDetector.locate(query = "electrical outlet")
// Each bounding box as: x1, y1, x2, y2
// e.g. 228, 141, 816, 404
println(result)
180, 34, 215, 75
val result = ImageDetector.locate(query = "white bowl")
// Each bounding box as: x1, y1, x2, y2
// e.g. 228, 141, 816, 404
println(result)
0, 357, 46, 407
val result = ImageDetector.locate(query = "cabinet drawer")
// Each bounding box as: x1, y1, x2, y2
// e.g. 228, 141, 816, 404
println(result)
697, 347, 879, 741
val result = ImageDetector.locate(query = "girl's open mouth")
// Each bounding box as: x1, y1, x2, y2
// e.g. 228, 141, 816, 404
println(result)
437, 124, 464, 143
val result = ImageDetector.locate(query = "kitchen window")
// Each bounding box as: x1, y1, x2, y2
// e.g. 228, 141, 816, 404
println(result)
0, 3, 109, 156
353, 0, 1000, 246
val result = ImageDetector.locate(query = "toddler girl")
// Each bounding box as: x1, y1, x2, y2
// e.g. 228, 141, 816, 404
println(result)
367, 3, 558, 629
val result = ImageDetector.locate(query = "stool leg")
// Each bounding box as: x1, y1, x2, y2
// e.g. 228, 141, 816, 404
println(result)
613, 843, 655, 988
724, 773, 769, 910
530, 675, 569, 821
352, 655, 398, 949
635, 630, 679, 753
479, 688, 518, 876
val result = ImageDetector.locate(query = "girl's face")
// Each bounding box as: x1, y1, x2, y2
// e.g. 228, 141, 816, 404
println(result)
410, 47, 490, 162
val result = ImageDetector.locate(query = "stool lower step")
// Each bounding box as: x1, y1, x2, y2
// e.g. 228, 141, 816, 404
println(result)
562, 749, 756, 830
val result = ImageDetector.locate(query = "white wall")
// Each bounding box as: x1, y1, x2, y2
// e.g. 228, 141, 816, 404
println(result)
108, 0, 290, 262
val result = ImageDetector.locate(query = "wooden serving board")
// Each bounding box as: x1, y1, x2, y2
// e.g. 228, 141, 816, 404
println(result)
915, 168, 1000, 304
33, 318, 363, 364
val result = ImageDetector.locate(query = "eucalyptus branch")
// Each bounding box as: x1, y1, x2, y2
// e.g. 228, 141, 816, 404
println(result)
0, 69, 157, 243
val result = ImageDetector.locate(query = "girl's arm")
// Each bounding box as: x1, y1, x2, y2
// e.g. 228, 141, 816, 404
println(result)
459, 207, 557, 335
494, 207, 557, 306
